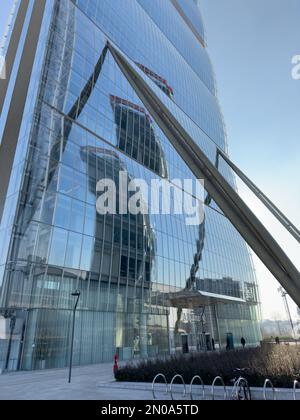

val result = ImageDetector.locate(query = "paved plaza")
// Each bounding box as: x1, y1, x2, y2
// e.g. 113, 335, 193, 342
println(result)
0, 363, 151, 400
0, 363, 297, 400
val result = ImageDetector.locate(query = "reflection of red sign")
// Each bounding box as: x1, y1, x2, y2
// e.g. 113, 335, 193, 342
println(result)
135, 62, 174, 97
110, 95, 152, 124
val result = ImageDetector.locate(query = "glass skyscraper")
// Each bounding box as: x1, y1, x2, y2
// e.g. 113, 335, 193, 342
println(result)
0, 0, 261, 371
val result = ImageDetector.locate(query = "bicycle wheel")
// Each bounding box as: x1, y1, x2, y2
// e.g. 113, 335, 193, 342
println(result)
242, 381, 252, 401
233, 378, 251, 401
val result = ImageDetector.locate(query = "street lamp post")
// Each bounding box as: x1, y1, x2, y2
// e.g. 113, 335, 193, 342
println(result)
278, 287, 296, 341
68, 290, 80, 384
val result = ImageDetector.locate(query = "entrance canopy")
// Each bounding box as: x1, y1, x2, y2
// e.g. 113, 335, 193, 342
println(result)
167, 289, 245, 309
152, 289, 246, 309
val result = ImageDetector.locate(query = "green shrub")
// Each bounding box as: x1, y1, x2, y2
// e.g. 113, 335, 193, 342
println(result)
115, 346, 300, 388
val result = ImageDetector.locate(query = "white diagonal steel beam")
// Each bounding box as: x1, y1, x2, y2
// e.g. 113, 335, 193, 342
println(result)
108, 43, 300, 307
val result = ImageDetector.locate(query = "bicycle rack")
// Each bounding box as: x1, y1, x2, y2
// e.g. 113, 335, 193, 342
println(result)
152, 374, 169, 400
231, 377, 250, 400
263, 379, 277, 401
190, 375, 205, 401
211, 376, 228, 400
293, 380, 300, 401
170, 374, 186, 400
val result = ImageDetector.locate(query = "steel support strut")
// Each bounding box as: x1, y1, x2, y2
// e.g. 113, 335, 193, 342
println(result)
107, 43, 300, 307
217, 149, 300, 244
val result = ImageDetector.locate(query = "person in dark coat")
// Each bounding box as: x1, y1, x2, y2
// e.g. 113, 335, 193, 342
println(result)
241, 337, 246, 348
211, 337, 215, 351
226, 337, 230, 351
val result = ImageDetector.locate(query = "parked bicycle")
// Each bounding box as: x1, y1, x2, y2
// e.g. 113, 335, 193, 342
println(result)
230, 368, 252, 400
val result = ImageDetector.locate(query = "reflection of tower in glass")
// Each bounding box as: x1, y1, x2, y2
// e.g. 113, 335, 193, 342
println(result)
187, 188, 243, 298
135, 63, 174, 99
80, 145, 156, 358
110, 95, 168, 178
80, 146, 155, 293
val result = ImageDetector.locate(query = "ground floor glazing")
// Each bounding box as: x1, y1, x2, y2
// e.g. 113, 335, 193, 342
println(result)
0, 301, 261, 372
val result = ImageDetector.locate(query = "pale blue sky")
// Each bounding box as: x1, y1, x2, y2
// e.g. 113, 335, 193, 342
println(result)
0, 0, 14, 47
0, 1, 11, 25
201, 0, 300, 320
0, 0, 299, 320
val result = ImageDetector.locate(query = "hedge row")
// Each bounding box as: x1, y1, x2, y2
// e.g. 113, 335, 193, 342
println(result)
115, 346, 300, 388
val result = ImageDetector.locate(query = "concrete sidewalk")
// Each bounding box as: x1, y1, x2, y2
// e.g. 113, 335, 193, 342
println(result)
0, 363, 150, 400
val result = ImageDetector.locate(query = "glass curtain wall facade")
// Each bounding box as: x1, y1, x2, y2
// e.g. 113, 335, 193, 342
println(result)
0, 0, 261, 371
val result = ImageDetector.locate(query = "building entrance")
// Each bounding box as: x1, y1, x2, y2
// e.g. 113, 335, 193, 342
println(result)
181, 334, 189, 354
